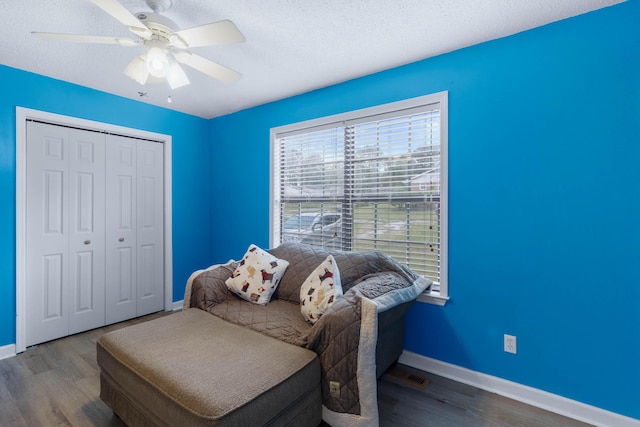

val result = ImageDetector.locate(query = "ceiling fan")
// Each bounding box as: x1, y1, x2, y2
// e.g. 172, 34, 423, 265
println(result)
32, 0, 245, 89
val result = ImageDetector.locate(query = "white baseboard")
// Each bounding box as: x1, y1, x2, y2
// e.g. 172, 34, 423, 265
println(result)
399, 351, 640, 427
1, 303, 186, 361
0, 344, 16, 360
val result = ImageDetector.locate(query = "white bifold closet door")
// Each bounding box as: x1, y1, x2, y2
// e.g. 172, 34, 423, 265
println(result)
25, 122, 106, 345
105, 134, 164, 324
25, 121, 164, 347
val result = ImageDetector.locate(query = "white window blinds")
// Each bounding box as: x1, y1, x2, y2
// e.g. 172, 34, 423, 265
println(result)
272, 93, 447, 295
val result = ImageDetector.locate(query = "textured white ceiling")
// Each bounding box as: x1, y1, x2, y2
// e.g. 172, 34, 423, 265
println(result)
0, 0, 623, 119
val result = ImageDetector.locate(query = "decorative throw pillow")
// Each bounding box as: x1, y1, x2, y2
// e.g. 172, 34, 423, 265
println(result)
225, 244, 289, 305
300, 255, 343, 324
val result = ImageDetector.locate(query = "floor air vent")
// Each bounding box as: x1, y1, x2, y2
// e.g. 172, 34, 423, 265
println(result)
385, 366, 431, 389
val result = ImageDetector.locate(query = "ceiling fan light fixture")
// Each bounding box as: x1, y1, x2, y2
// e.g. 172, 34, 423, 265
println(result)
166, 61, 190, 89
124, 55, 149, 85
145, 42, 169, 78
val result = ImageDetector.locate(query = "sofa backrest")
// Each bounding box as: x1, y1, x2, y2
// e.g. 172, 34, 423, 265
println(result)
269, 242, 417, 304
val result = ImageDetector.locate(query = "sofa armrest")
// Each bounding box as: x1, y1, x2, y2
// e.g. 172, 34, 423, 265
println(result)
348, 271, 421, 301
188, 262, 238, 310
306, 291, 361, 411
303, 266, 431, 415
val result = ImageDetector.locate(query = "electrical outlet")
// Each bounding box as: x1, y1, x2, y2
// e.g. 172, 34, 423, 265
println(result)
504, 334, 517, 354
329, 381, 341, 398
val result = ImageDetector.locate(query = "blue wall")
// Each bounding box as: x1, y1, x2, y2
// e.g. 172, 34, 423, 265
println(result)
209, 1, 640, 420
0, 65, 213, 345
1, 0, 638, 421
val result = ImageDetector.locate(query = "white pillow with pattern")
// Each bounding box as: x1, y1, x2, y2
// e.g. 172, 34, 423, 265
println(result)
225, 244, 289, 305
300, 255, 343, 324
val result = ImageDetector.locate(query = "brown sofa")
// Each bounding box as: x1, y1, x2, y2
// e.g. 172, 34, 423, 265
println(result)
97, 242, 430, 426
185, 242, 431, 426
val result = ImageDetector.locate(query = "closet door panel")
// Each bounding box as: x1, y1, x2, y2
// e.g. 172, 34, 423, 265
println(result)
138, 244, 156, 300
25, 122, 70, 346
68, 129, 106, 334
105, 135, 138, 324
136, 140, 164, 316
42, 254, 64, 319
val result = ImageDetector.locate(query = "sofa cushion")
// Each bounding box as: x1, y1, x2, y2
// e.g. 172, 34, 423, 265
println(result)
300, 255, 343, 324
270, 244, 332, 303
208, 299, 312, 347
226, 244, 289, 305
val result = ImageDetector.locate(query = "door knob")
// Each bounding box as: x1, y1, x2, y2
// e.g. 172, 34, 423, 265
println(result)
84, 240, 91, 245
119, 237, 125, 242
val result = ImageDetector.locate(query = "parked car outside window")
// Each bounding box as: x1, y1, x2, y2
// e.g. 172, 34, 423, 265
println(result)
282, 213, 342, 249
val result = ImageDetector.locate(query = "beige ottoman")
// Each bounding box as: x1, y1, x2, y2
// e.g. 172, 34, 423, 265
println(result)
97, 308, 321, 427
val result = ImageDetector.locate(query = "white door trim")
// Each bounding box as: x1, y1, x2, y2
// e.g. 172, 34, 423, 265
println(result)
15, 107, 173, 353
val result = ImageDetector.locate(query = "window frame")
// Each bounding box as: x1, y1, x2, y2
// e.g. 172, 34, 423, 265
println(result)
270, 91, 448, 305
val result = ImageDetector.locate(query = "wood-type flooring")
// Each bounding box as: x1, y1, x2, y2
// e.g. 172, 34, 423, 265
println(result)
0, 311, 593, 426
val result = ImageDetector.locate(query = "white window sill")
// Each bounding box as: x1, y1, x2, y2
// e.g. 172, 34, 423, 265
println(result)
417, 290, 449, 306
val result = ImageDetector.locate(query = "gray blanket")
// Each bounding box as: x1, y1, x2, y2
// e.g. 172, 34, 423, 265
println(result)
185, 242, 431, 426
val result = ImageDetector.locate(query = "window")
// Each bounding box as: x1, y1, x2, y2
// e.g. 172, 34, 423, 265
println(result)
270, 92, 448, 304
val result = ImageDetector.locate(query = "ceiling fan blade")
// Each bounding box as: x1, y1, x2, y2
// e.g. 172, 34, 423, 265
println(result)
32, 32, 138, 47
174, 51, 241, 84
90, 0, 152, 39
171, 20, 245, 48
